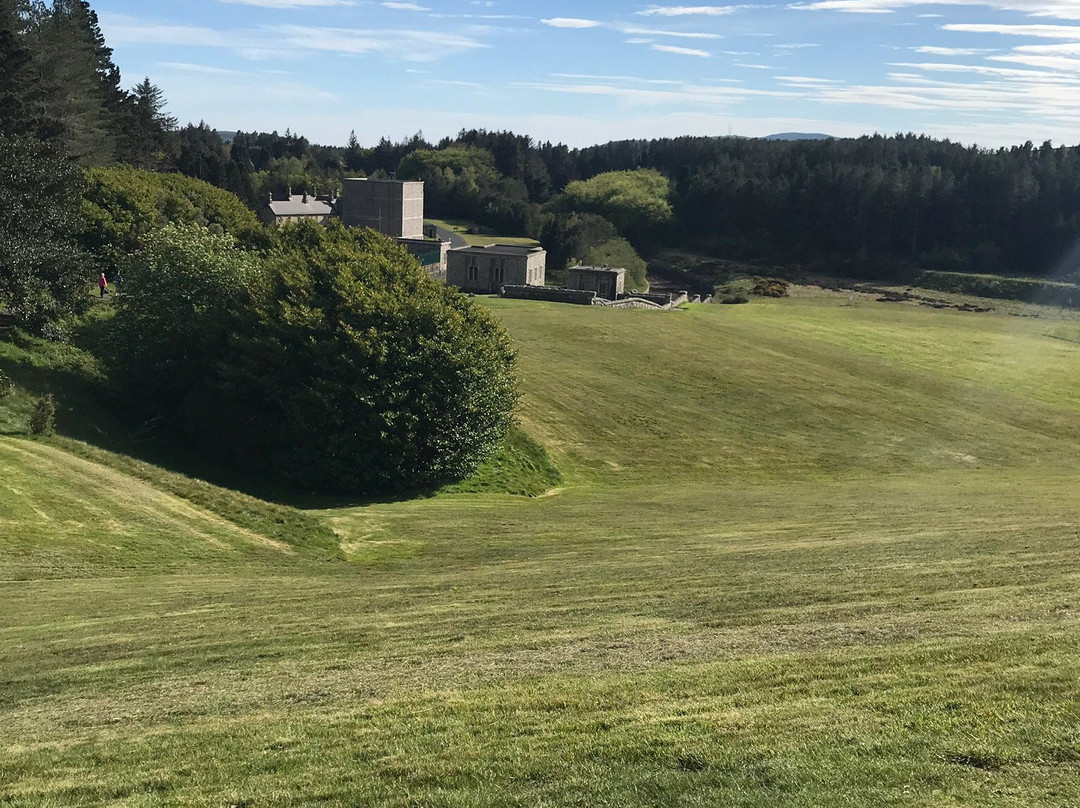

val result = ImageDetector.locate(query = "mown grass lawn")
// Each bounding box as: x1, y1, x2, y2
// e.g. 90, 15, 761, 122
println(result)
2, 296, 1079, 806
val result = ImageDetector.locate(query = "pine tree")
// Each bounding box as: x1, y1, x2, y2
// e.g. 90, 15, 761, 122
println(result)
19, 0, 120, 164
118, 77, 177, 169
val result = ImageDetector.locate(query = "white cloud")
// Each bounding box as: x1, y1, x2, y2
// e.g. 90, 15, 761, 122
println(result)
791, 0, 1080, 20
272, 25, 490, 61
158, 62, 249, 75
991, 51, 1080, 68
551, 73, 683, 84
891, 60, 1068, 77
218, 0, 354, 6
652, 43, 713, 56
943, 23, 1080, 37
637, 5, 745, 15
914, 46, 996, 55
383, 2, 430, 9
98, 14, 228, 46
541, 17, 603, 28
620, 25, 723, 38
777, 75, 845, 83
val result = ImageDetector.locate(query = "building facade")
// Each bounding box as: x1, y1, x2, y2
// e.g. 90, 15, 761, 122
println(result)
337, 178, 424, 238
398, 237, 451, 283
446, 245, 547, 293
567, 265, 626, 300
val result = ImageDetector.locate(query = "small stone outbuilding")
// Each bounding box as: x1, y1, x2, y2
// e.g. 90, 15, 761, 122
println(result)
447, 244, 546, 293
568, 265, 626, 300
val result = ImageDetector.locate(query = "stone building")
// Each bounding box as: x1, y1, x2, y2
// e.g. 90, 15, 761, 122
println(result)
398, 237, 451, 283
446, 245, 546, 293
259, 191, 335, 226
337, 178, 424, 238
567, 265, 626, 300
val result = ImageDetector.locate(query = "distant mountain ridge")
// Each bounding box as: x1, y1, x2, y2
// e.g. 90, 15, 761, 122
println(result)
763, 132, 836, 141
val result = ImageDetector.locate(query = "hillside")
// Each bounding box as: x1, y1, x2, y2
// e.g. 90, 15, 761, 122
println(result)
2, 295, 1079, 807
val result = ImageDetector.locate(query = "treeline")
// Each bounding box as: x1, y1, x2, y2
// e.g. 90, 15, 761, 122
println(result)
8, 1, 1080, 288
160, 126, 1080, 281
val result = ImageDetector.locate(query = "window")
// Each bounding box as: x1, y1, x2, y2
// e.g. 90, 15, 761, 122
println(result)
468, 263, 478, 281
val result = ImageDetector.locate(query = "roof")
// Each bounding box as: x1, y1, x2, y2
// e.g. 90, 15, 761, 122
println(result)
570, 265, 626, 275
267, 195, 334, 217
341, 177, 423, 187
452, 244, 545, 257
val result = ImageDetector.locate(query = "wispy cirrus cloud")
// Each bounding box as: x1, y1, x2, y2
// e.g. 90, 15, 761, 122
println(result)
273, 25, 489, 60
100, 12, 501, 63
382, 2, 429, 10
99, 14, 229, 46
218, 0, 356, 7
620, 25, 724, 38
653, 43, 713, 55
541, 17, 603, 28
637, 5, 747, 15
915, 45, 997, 55
942, 22, 1080, 36
513, 76, 796, 106
791, 0, 1080, 20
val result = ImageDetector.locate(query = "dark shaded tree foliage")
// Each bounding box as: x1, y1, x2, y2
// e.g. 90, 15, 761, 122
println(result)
234, 223, 519, 493
112, 221, 518, 495
0, 133, 89, 330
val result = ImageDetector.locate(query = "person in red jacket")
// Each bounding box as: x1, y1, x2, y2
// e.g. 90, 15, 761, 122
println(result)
98, 272, 109, 298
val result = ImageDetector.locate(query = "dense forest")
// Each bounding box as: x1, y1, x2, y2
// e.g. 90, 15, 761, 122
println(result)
160, 127, 1080, 283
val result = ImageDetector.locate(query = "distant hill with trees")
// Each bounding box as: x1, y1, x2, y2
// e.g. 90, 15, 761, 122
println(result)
159, 125, 1080, 285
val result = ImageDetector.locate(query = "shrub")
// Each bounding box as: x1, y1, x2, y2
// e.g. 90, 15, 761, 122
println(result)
29, 393, 56, 434
111, 220, 518, 495
0, 369, 14, 399
229, 222, 518, 493
82, 165, 262, 274
110, 222, 261, 410
752, 277, 790, 297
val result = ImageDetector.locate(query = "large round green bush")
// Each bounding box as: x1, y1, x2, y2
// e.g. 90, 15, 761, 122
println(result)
115, 220, 518, 494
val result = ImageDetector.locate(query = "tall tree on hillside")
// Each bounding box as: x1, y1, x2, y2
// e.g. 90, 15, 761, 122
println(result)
0, 0, 31, 135
118, 77, 177, 169
0, 133, 90, 330
19, 0, 121, 164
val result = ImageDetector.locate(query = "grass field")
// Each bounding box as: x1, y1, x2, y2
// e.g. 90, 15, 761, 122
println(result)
427, 218, 540, 248
3, 296, 1079, 806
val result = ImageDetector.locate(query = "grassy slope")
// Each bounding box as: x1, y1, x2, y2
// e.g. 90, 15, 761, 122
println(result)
3, 297, 1080, 807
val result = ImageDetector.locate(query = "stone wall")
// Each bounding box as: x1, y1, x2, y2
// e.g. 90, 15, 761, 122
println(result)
500, 285, 597, 305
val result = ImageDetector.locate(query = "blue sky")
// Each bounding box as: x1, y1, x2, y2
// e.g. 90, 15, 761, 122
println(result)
96, 0, 1080, 148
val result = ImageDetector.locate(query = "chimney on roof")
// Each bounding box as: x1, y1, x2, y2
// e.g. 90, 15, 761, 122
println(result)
302, 193, 308, 203
287, 186, 292, 198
